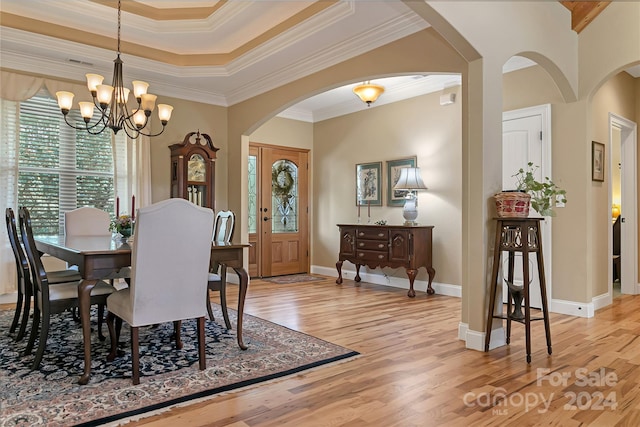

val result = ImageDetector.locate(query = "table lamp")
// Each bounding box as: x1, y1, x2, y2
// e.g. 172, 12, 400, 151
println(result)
394, 167, 428, 226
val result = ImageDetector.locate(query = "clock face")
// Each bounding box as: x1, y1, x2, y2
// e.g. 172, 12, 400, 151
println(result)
188, 154, 206, 182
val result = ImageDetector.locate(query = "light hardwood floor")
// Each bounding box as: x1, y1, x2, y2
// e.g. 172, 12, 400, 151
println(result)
7, 276, 640, 426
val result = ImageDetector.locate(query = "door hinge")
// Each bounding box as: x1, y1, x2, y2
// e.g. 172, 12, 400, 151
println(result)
539, 131, 543, 141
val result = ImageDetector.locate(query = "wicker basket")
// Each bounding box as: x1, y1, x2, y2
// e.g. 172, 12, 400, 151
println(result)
494, 192, 531, 218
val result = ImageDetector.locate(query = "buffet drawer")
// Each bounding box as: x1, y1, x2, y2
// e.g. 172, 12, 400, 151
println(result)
356, 250, 388, 262
357, 239, 388, 251
356, 228, 388, 240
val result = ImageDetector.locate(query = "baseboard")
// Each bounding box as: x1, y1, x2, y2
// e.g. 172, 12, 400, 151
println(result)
0, 292, 17, 305
592, 292, 612, 312
459, 322, 505, 351
549, 298, 594, 318
311, 265, 461, 298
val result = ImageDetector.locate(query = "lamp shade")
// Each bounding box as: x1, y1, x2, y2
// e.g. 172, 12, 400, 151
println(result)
394, 167, 428, 191
353, 82, 385, 106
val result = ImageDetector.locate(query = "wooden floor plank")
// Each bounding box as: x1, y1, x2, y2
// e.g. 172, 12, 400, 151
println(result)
5, 276, 639, 426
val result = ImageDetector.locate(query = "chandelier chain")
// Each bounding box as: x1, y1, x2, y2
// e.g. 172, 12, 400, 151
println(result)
117, 0, 121, 55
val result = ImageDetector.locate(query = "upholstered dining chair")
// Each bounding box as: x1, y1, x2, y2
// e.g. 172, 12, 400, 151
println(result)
206, 210, 235, 329
64, 206, 111, 236
6, 208, 82, 342
106, 198, 214, 385
19, 207, 114, 370
65, 206, 129, 290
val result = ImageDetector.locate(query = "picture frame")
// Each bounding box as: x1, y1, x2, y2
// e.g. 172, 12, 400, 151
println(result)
592, 141, 605, 182
356, 161, 382, 206
386, 157, 417, 206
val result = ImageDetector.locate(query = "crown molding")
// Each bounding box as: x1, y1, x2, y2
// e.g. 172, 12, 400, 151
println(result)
227, 10, 429, 104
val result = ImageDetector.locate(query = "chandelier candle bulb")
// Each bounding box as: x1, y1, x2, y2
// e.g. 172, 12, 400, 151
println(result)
141, 94, 157, 112
132, 81, 149, 99
78, 102, 95, 120
96, 85, 114, 106
55, 91, 74, 112
85, 74, 104, 94
116, 87, 130, 104
133, 110, 146, 127
157, 104, 174, 123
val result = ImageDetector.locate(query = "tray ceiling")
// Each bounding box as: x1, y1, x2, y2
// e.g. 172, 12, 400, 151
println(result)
0, 1, 633, 122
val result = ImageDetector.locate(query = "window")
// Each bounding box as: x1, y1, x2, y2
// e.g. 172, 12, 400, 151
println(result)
17, 93, 117, 234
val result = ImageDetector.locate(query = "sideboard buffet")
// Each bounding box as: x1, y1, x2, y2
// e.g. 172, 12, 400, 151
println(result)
336, 224, 436, 297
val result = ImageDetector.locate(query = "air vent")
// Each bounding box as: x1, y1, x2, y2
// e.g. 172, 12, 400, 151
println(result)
67, 58, 93, 66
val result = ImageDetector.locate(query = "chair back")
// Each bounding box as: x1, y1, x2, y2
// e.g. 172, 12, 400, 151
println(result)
18, 207, 50, 302
213, 210, 235, 243
129, 198, 214, 326
5, 208, 30, 294
64, 207, 111, 236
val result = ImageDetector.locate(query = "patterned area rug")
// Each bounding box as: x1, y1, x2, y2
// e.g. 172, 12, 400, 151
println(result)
0, 305, 358, 426
261, 274, 326, 284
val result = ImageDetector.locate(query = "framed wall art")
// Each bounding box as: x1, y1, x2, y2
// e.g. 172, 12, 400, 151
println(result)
592, 141, 605, 182
356, 161, 382, 206
386, 157, 417, 206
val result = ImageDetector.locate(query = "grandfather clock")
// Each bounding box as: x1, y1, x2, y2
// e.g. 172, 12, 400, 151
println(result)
169, 131, 219, 209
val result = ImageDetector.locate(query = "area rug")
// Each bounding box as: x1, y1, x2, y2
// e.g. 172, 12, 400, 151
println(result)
261, 274, 326, 284
0, 305, 358, 426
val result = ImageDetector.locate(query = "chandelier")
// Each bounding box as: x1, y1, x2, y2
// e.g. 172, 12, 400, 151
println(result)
55, 0, 173, 138
353, 81, 385, 107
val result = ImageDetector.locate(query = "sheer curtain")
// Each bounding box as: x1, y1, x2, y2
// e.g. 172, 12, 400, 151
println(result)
0, 99, 19, 294
0, 70, 151, 295
113, 134, 152, 217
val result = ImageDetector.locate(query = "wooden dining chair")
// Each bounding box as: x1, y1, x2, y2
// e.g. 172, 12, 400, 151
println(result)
6, 207, 32, 341
19, 207, 114, 370
106, 198, 214, 385
6, 208, 82, 342
206, 210, 235, 329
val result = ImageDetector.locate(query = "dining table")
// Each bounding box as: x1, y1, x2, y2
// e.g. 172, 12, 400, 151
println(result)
34, 234, 251, 385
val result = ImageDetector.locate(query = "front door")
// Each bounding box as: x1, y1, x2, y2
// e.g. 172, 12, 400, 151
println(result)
502, 105, 553, 309
248, 143, 309, 277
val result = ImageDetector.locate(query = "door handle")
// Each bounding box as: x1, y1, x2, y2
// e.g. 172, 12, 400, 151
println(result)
263, 216, 271, 221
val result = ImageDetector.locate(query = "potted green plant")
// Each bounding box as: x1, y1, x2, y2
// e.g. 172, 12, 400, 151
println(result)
511, 162, 567, 217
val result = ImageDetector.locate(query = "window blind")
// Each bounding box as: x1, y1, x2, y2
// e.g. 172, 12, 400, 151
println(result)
18, 93, 117, 234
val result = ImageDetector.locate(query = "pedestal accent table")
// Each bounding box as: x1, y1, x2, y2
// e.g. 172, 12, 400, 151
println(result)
484, 217, 552, 363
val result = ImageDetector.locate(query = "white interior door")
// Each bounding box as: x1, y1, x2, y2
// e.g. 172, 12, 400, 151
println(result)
502, 105, 553, 309
610, 113, 639, 295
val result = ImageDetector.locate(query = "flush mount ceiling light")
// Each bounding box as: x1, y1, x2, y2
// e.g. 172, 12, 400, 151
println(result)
55, 0, 173, 138
352, 81, 385, 107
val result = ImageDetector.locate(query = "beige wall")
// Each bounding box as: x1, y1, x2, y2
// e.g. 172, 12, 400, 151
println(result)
313, 88, 462, 287
591, 72, 638, 296
503, 65, 565, 111
249, 117, 313, 150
